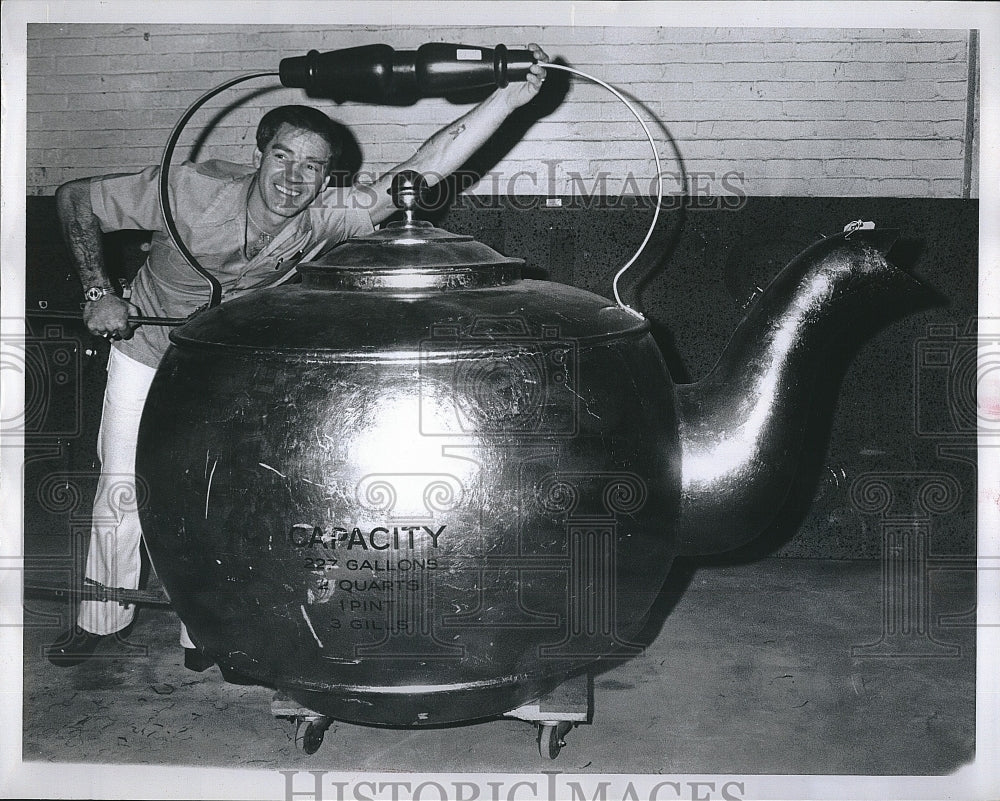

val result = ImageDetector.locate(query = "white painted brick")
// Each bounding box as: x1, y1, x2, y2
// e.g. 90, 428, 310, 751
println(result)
697, 81, 821, 101
712, 160, 767, 180
52, 147, 163, 166
837, 62, 908, 81
843, 100, 965, 122
821, 80, 968, 101
874, 178, 937, 195
839, 30, 965, 43
46, 54, 112, 75
524, 141, 657, 164
806, 177, 887, 195
29, 110, 126, 131
652, 63, 792, 82
25, 94, 71, 114
912, 159, 973, 178
558, 43, 704, 64
783, 61, 908, 82
752, 28, 962, 43
832, 139, 964, 159
877, 120, 965, 139
930, 178, 963, 194
61, 92, 140, 112
30, 127, 176, 149
906, 61, 971, 80
696, 120, 895, 139
823, 159, 915, 177
664, 100, 789, 120
596, 28, 706, 45
570, 63, 670, 84
780, 101, 849, 120
538, 119, 699, 142
25, 25, 974, 198
762, 160, 828, 179
31, 34, 99, 56
703, 42, 768, 61
767, 40, 965, 62
747, 177, 812, 195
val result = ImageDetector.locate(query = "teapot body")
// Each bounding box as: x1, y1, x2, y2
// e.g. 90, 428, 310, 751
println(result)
137, 273, 680, 726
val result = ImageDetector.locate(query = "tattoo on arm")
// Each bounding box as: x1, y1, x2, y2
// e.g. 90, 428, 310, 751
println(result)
448, 123, 467, 140
56, 180, 111, 290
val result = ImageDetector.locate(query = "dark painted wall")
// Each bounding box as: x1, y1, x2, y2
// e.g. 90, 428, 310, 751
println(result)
23, 195, 978, 560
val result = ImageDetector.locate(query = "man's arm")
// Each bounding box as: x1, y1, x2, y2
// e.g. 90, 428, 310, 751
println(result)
55, 177, 134, 339
363, 43, 549, 225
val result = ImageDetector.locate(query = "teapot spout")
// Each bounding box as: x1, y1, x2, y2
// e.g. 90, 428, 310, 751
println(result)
674, 229, 931, 556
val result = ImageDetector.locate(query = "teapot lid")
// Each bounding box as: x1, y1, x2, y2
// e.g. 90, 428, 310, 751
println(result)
300, 172, 523, 291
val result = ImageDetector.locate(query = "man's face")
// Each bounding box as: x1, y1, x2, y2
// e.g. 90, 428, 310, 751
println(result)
253, 123, 332, 218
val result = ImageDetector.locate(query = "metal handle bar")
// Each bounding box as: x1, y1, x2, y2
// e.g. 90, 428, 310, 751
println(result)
26, 309, 186, 326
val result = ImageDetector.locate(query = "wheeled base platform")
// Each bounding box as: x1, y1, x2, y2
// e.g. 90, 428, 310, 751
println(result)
271, 672, 592, 759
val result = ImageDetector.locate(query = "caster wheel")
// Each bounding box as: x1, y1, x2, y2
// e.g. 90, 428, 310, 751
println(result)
295, 717, 331, 755
537, 721, 573, 759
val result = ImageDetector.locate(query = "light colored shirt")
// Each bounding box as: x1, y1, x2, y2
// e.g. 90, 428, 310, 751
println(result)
90, 159, 374, 367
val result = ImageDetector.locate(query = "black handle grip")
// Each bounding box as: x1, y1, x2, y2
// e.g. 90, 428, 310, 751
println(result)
279, 43, 535, 102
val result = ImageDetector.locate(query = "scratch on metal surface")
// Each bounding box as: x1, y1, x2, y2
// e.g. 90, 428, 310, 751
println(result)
562, 382, 600, 420
205, 458, 219, 519
259, 462, 287, 479
314, 430, 337, 451
300, 604, 324, 648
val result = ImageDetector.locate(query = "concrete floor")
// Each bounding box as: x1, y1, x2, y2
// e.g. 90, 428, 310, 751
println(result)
20, 557, 976, 776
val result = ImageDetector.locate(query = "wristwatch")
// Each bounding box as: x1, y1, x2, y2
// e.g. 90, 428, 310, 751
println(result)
84, 286, 113, 302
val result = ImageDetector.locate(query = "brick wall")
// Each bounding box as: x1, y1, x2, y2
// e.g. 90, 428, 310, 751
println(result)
26, 24, 976, 197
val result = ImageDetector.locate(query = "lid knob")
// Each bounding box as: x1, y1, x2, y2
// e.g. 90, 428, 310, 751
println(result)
391, 170, 429, 226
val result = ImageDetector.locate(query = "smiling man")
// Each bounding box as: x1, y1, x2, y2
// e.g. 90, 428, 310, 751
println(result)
46, 45, 547, 674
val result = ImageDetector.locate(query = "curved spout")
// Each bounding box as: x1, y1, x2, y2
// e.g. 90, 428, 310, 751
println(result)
674, 229, 930, 556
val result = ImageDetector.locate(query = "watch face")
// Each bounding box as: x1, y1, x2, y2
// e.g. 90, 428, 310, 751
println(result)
85, 287, 106, 301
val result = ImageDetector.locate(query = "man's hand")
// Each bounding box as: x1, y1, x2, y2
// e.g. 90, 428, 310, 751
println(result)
83, 294, 135, 340
496, 43, 549, 111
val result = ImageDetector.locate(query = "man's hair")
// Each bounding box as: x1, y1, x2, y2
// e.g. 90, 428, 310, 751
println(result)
255, 105, 346, 174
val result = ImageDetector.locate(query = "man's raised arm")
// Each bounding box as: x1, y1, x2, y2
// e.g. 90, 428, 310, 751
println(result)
362, 43, 549, 225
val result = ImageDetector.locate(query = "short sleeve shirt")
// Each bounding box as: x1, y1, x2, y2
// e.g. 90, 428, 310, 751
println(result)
90, 160, 374, 367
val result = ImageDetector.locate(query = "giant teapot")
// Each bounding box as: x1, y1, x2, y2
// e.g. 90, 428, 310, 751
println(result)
137, 176, 927, 726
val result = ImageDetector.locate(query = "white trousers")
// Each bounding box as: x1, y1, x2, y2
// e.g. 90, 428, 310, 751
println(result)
77, 347, 193, 649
